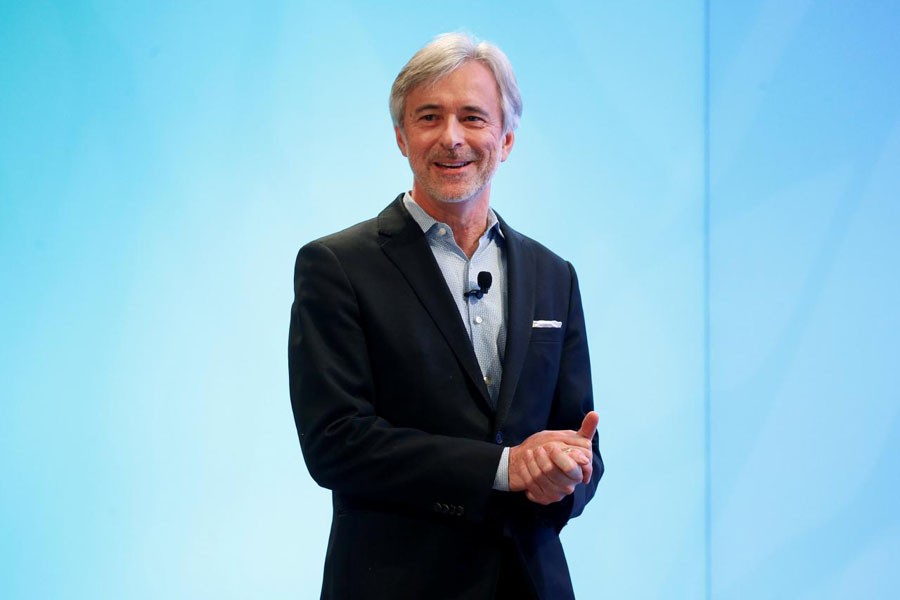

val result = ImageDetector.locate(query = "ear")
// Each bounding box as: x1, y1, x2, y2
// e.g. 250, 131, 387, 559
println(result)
395, 126, 409, 157
500, 130, 515, 162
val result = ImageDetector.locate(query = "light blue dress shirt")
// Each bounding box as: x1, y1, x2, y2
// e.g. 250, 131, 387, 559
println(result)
403, 193, 511, 491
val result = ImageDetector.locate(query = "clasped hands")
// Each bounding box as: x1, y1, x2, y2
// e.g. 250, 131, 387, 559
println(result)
508, 411, 599, 505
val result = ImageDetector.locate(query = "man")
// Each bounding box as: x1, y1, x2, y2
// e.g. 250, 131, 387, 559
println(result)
289, 32, 603, 599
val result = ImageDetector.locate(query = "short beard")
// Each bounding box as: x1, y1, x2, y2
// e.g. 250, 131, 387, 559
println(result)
421, 179, 485, 204
419, 153, 498, 205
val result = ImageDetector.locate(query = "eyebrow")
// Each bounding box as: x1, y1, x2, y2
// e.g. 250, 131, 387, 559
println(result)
413, 104, 442, 114
462, 105, 490, 117
412, 103, 491, 116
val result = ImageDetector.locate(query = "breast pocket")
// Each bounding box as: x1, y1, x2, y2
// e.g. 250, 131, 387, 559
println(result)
530, 326, 564, 344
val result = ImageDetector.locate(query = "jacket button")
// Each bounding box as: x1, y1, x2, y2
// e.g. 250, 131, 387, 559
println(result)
441, 504, 450, 514
495, 431, 503, 444
456, 506, 465, 517
432, 502, 442, 513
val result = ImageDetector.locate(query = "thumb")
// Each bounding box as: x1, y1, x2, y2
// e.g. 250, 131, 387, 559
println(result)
577, 411, 599, 440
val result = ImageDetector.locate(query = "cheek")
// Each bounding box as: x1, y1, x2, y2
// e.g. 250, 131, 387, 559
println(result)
409, 140, 432, 159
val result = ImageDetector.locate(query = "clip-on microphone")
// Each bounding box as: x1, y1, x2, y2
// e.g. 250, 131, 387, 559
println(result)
464, 271, 492, 300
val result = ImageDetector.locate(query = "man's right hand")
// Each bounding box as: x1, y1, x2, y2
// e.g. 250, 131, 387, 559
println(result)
508, 411, 599, 505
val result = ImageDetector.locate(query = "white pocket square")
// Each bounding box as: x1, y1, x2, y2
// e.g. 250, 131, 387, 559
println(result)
532, 320, 562, 328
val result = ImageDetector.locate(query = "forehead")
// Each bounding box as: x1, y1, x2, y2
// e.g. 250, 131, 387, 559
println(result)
406, 61, 502, 113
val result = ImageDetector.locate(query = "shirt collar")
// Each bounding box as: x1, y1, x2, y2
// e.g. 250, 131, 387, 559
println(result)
402, 192, 504, 240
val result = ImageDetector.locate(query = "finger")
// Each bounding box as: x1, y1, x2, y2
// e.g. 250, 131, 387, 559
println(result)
526, 490, 541, 504
526, 430, 591, 450
540, 431, 590, 448
577, 411, 600, 440
513, 460, 532, 492
534, 448, 568, 490
526, 489, 555, 506
508, 446, 533, 492
581, 460, 593, 485
536, 447, 577, 490
561, 446, 591, 466
553, 435, 591, 450
525, 478, 556, 505
525, 449, 550, 497
567, 446, 593, 484
534, 446, 556, 474
550, 441, 590, 461
548, 447, 583, 482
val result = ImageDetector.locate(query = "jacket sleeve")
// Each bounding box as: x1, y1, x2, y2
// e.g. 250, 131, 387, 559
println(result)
288, 240, 504, 522
535, 262, 604, 530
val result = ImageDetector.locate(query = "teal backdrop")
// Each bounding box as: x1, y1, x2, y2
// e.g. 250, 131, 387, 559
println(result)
1, 1, 897, 598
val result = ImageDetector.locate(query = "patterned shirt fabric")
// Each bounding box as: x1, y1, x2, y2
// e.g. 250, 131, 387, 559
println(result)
402, 193, 508, 404
403, 193, 511, 491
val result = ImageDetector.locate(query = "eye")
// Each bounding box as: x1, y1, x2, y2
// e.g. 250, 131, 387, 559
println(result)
463, 115, 485, 122
420, 114, 438, 122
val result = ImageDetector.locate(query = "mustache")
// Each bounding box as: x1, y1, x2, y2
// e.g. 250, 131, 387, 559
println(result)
429, 150, 480, 162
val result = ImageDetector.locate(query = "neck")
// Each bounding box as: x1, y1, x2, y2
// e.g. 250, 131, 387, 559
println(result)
411, 189, 491, 258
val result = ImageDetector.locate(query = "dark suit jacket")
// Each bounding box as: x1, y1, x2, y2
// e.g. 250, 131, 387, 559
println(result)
288, 195, 603, 599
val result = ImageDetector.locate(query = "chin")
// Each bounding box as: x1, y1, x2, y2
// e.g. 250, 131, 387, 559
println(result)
427, 182, 487, 205
433, 193, 473, 204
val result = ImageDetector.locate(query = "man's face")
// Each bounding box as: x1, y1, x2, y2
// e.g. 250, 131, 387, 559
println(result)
395, 61, 515, 208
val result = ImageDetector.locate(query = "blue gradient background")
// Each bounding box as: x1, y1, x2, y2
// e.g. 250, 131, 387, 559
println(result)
1, 1, 896, 598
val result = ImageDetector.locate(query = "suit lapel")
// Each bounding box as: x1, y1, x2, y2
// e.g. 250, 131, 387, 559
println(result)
495, 214, 535, 428
377, 196, 492, 409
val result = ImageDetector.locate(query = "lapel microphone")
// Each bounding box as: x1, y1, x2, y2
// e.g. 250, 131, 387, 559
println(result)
464, 271, 492, 300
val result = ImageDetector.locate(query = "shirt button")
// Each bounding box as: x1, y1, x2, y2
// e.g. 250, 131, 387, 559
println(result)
437, 227, 447, 236
474, 316, 483, 324
483, 375, 491, 385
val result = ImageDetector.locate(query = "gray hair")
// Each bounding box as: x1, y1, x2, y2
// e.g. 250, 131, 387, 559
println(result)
389, 32, 523, 135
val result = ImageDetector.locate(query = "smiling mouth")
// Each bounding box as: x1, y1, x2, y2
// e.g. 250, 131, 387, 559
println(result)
434, 161, 473, 169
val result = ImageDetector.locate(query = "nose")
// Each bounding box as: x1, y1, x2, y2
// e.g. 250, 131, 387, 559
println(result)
439, 117, 464, 149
